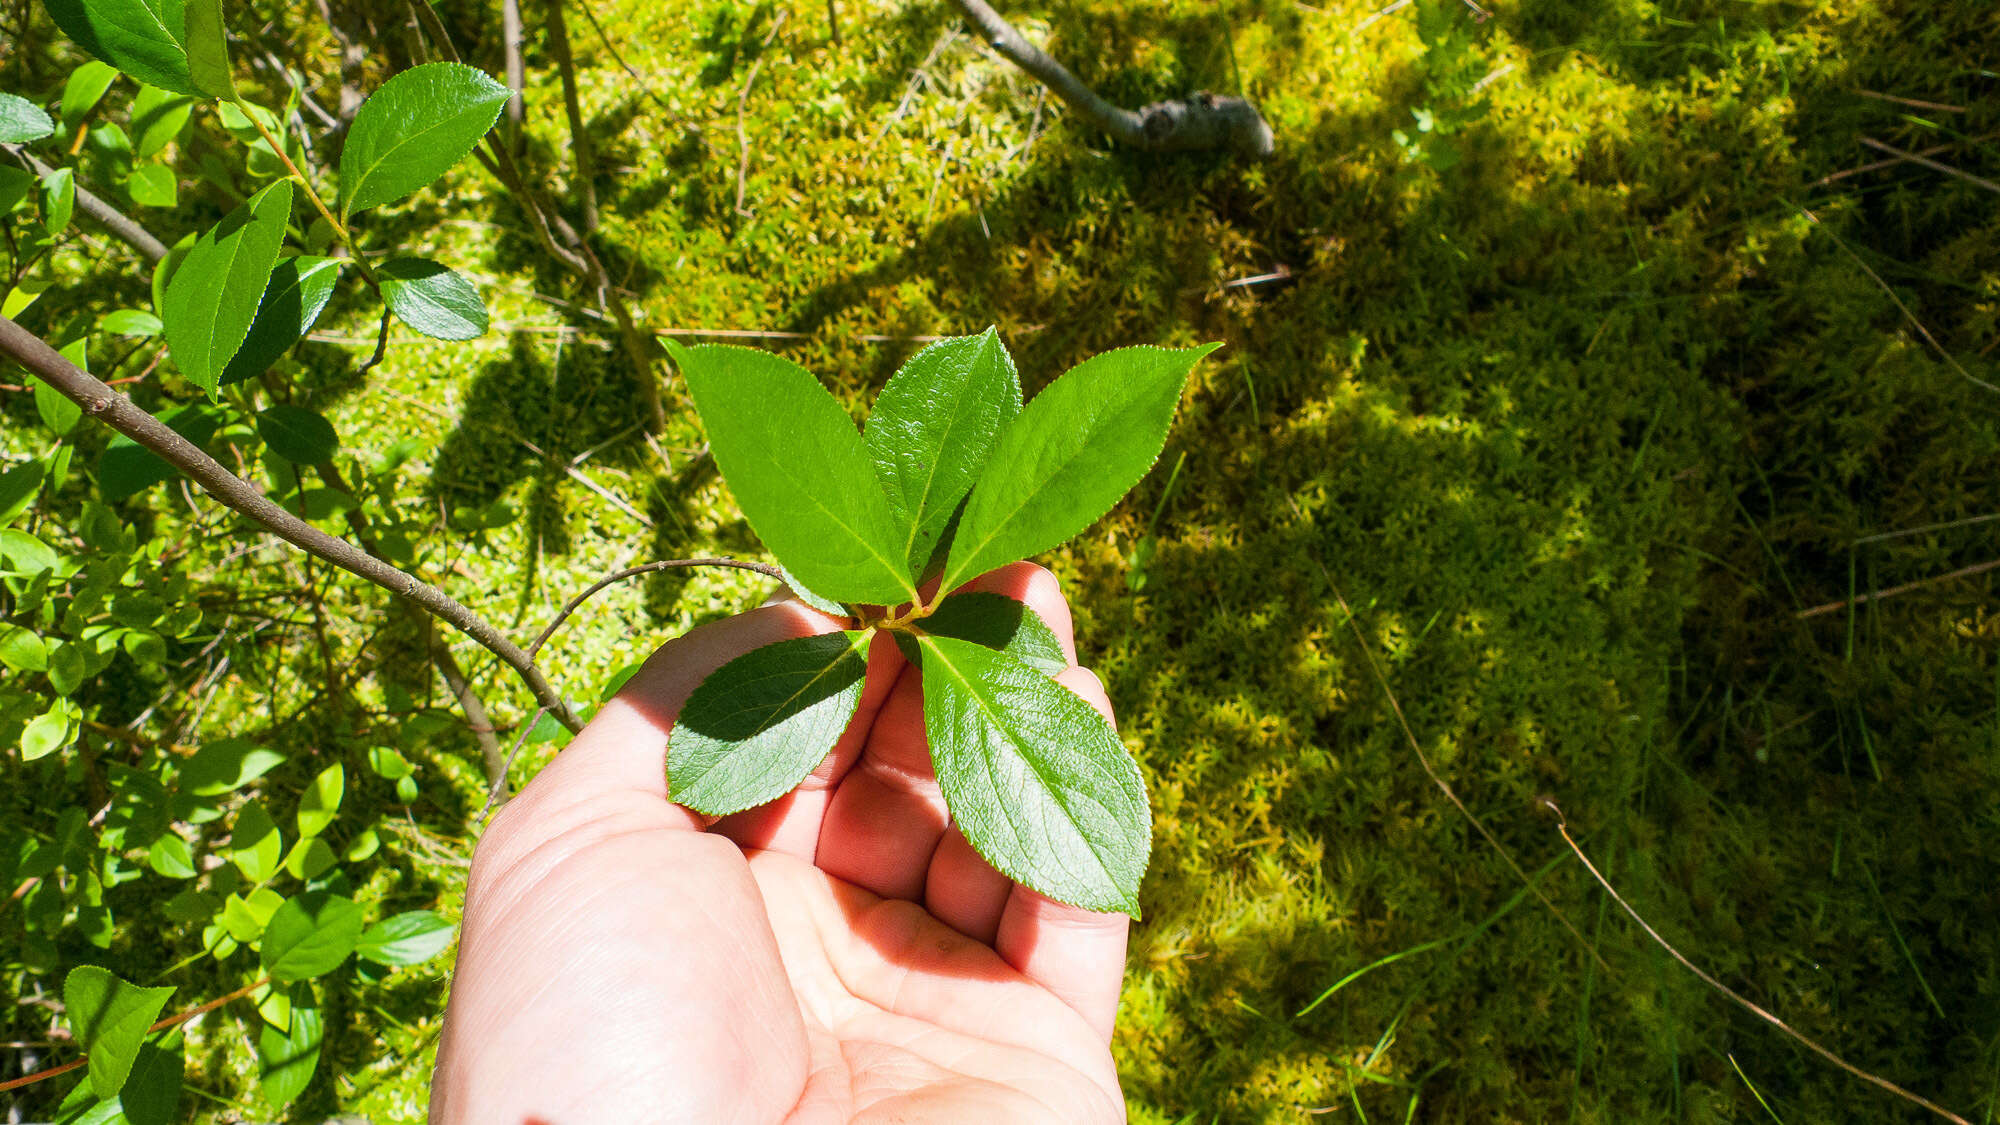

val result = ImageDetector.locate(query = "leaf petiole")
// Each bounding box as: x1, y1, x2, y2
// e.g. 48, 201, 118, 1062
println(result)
232, 99, 376, 288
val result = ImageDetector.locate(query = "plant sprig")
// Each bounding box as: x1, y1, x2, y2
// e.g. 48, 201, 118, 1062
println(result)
665, 330, 1218, 915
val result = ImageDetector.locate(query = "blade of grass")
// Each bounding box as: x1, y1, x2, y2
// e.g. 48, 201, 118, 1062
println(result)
1858, 858, 1946, 1019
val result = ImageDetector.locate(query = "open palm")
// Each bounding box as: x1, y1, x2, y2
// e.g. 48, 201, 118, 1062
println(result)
432, 565, 1128, 1123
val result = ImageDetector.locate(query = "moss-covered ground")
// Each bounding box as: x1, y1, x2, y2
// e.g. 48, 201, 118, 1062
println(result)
7, 0, 2000, 1120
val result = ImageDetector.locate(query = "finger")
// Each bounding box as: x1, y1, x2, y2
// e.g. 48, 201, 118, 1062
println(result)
924, 825, 1013, 943
993, 665, 1130, 1041
813, 665, 950, 900
959, 562, 1078, 665
712, 631, 906, 858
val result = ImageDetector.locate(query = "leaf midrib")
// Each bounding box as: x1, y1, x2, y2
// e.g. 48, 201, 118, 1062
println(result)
680, 634, 867, 783
920, 637, 1122, 892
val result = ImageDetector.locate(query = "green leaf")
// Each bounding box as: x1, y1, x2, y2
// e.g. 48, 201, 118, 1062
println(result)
129, 84, 194, 157
114, 1040, 183, 1125
0, 91, 56, 143
40, 166, 75, 232
22, 706, 70, 761
0, 623, 49, 672
220, 256, 340, 385
161, 178, 293, 396
916, 592, 1068, 674
865, 328, 1022, 573
257, 998, 321, 1108
914, 634, 1150, 915
178, 0, 232, 99
0, 165, 34, 213
668, 341, 916, 606
63, 965, 174, 1098
0, 461, 42, 524
59, 62, 119, 131
176, 737, 283, 795
100, 308, 164, 337
338, 62, 509, 219
126, 161, 176, 207
47, 639, 86, 694
261, 891, 364, 981
942, 343, 1219, 591
357, 910, 454, 966
256, 405, 338, 464
378, 256, 487, 340
99, 402, 220, 502
295, 762, 342, 837
779, 566, 849, 618
229, 800, 282, 882
42, 0, 203, 97
667, 631, 870, 815
282, 837, 336, 880
146, 833, 196, 878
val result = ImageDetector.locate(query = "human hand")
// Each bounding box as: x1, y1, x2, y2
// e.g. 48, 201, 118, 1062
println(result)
430, 564, 1129, 1123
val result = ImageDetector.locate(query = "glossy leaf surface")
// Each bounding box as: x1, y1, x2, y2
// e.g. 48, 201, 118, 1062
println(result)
915, 592, 1067, 674
161, 179, 292, 395
339, 63, 509, 218
668, 631, 869, 815
942, 343, 1219, 590
671, 341, 916, 605
261, 892, 365, 981
915, 634, 1149, 915
379, 256, 487, 339
0, 92, 55, 143
864, 328, 1021, 572
64, 965, 174, 1097
220, 255, 340, 384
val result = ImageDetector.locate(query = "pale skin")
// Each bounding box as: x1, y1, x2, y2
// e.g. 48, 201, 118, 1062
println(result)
431, 564, 1129, 1123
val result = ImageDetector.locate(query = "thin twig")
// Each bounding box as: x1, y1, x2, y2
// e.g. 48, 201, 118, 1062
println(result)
0, 316, 582, 733
547, 0, 601, 232
1799, 207, 2000, 397
572, 0, 674, 115
1544, 802, 1971, 1125
0, 978, 270, 1094
2, 144, 169, 262
502, 0, 525, 150
477, 705, 546, 820
1796, 557, 2000, 619
528, 558, 783, 659
1858, 136, 2000, 195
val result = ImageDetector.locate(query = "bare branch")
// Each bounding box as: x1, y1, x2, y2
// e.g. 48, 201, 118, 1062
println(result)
0, 316, 583, 734
548, 0, 600, 232
949, 0, 1274, 157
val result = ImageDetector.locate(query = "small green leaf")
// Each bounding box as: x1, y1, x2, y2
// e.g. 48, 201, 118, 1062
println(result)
0, 91, 56, 143
669, 341, 916, 606
0, 165, 34, 213
162, 178, 293, 395
282, 837, 337, 880
220, 256, 340, 384
357, 910, 454, 966
40, 166, 75, 232
130, 84, 194, 157
779, 566, 848, 617
126, 161, 177, 207
258, 998, 321, 1107
146, 833, 196, 878
942, 344, 1219, 591
668, 631, 870, 815
0, 461, 41, 523
47, 639, 86, 694
63, 965, 174, 1098
378, 257, 487, 340
366, 744, 411, 780
229, 800, 282, 882
914, 634, 1150, 915
916, 592, 1068, 674
22, 707, 70, 761
101, 308, 164, 337
865, 328, 1022, 573
59, 62, 119, 131
176, 737, 283, 795
296, 762, 343, 837
0, 623, 49, 672
261, 891, 365, 981
43, 0, 203, 96
338, 62, 509, 219
256, 405, 338, 464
